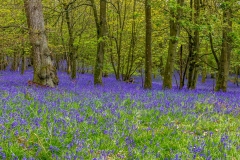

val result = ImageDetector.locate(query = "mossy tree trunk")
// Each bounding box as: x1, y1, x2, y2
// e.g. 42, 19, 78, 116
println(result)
215, 0, 232, 92
24, 0, 58, 87
163, 0, 184, 89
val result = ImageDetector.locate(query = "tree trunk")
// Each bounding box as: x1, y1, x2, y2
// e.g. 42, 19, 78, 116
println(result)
0, 52, 4, 70
113, 0, 127, 81
187, 0, 200, 89
81, 60, 85, 74
65, 53, 71, 74
163, 0, 184, 89
21, 50, 26, 75
210, 73, 215, 78
201, 45, 208, 83
125, 0, 136, 81
55, 54, 60, 70
192, 0, 200, 88
180, 52, 190, 89
116, 46, 121, 80
144, 0, 152, 89
11, 51, 20, 71
64, 3, 76, 79
234, 66, 239, 86
91, 0, 107, 85
24, 0, 58, 87
159, 56, 164, 77
179, 45, 184, 89
215, 0, 232, 92
110, 40, 117, 77
21, 29, 26, 75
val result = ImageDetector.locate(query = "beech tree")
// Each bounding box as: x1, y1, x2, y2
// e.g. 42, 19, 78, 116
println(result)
24, 0, 58, 87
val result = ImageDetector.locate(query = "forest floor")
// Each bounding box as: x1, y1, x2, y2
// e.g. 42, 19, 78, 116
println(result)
0, 70, 239, 159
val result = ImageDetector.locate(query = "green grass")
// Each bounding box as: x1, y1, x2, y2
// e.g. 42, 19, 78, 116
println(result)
0, 93, 240, 159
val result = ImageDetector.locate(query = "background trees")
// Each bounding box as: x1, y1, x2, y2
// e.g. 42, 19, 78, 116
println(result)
0, 0, 239, 91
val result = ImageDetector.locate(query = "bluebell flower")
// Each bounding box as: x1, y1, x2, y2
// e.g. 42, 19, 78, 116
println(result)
11, 121, 18, 128
49, 145, 60, 153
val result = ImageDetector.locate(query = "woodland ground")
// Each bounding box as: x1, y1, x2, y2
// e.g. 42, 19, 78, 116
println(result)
0, 70, 240, 159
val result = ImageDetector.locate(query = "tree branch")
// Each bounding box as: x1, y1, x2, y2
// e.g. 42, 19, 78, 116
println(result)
0, 25, 28, 30
209, 32, 219, 69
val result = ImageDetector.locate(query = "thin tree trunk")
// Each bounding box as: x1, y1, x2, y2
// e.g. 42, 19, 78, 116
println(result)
21, 29, 26, 74
201, 45, 208, 83
179, 45, 184, 88
91, 0, 107, 85
125, 0, 136, 81
180, 54, 190, 89
24, 0, 58, 87
187, 0, 200, 89
110, 42, 117, 77
66, 52, 71, 74
234, 66, 239, 86
64, 3, 76, 79
108, 0, 127, 81
0, 52, 3, 70
21, 51, 26, 75
108, 16, 118, 79
11, 51, 20, 71
209, 33, 219, 69
81, 60, 85, 74
159, 56, 164, 77
144, 0, 152, 89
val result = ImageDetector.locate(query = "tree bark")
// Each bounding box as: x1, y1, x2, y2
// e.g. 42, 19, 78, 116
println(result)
163, 0, 184, 89
144, 0, 152, 89
215, 0, 232, 92
24, 0, 58, 87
